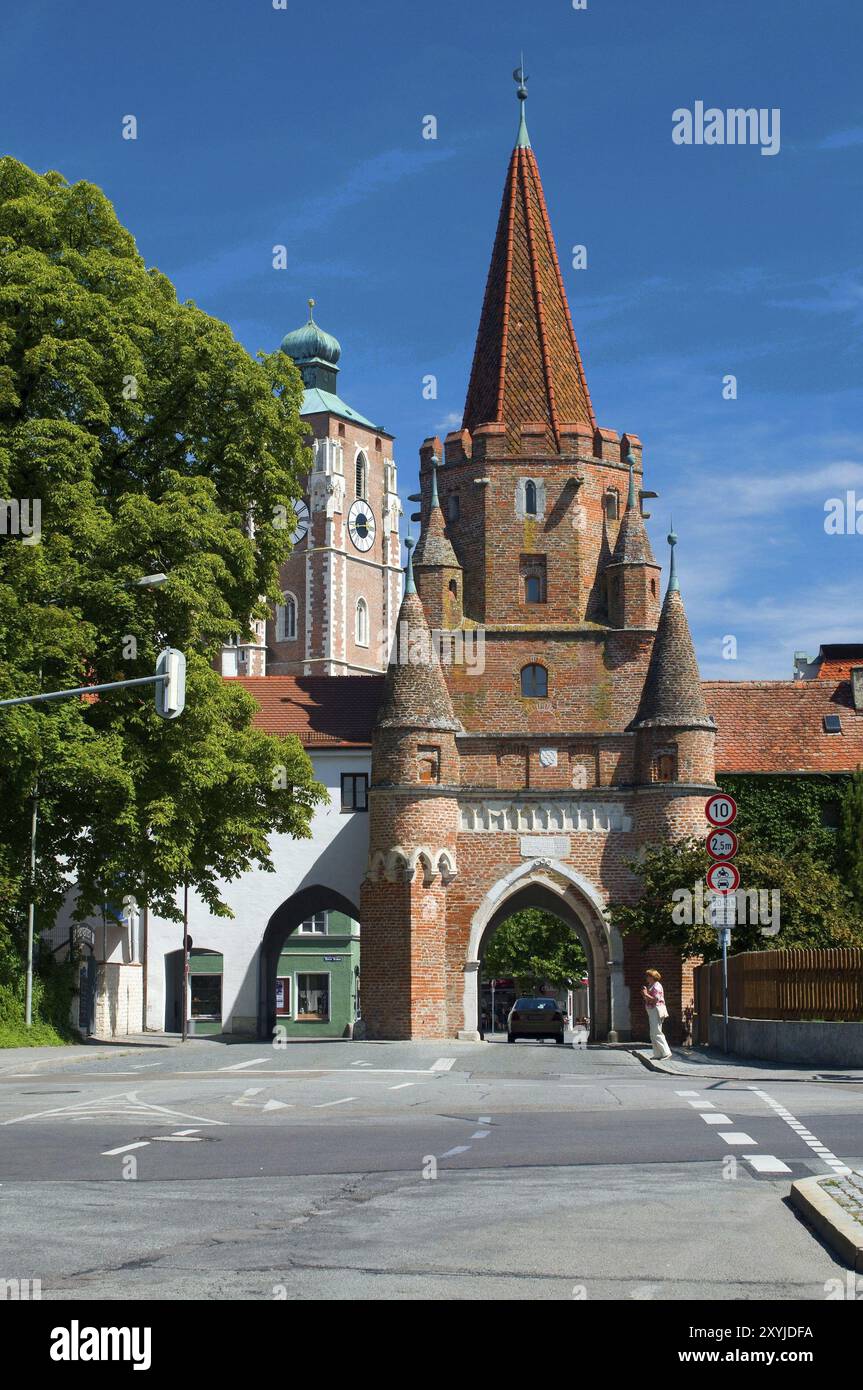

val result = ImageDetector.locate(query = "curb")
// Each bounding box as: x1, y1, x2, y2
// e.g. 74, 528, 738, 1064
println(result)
790, 1176, 863, 1272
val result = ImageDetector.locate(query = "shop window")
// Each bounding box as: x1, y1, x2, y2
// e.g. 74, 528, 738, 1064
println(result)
341, 772, 369, 811
190, 974, 222, 1020
297, 973, 330, 1022
275, 976, 292, 1016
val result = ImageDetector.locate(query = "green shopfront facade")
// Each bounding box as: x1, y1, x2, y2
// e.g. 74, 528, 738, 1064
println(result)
275, 911, 361, 1039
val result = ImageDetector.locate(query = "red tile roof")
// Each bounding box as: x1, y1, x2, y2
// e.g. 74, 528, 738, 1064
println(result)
705, 679, 863, 774
234, 674, 863, 774
235, 675, 383, 747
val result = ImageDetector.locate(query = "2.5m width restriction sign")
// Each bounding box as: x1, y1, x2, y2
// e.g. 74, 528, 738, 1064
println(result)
705, 792, 737, 827
707, 828, 738, 860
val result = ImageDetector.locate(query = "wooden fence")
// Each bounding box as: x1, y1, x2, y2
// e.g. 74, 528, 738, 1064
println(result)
693, 949, 863, 1043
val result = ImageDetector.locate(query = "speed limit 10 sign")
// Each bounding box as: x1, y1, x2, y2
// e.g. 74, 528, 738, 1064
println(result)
707, 828, 738, 861
705, 793, 738, 827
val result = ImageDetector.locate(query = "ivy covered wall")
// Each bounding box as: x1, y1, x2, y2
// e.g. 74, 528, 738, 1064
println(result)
716, 773, 847, 870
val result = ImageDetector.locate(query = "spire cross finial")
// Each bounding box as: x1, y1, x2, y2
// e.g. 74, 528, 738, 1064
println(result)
513, 57, 530, 148
404, 535, 416, 595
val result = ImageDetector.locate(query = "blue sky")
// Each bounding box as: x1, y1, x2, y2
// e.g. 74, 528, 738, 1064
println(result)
3, 0, 862, 677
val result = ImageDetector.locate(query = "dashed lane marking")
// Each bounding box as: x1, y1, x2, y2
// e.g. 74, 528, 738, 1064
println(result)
675, 1090, 701, 1097
389, 1083, 415, 1090
101, 1141, 150, 1156
313, 1097, 357, 1109
471, 1130, 490, 1139
746, 1155, 792, 1174
700, 1114, 733, 1126
718, 1132, 757, 1145
440, 1145, 471, 1158
748, 1086, 853, 1177
219, 1058, 269, 1072
431, 1058, 456, 1072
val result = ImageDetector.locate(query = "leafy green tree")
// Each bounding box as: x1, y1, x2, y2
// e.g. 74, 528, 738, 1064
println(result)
0, 157, 325, 996
838, 767, 863, 911
609, 838, 863, 961
484, 908, 587, 990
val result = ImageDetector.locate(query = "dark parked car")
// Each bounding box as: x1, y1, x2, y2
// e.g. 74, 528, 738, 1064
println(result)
507, 997, 566, 1044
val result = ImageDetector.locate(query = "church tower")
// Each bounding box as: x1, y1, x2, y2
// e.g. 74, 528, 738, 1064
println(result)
265, 300, 403, 675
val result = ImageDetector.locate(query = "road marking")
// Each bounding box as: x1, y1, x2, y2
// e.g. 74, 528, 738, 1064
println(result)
220, 1058, 269, 1072
130, 1063, 163, 1070
746, 1155, 792, 1174
263, 1099, 292, 1111
701, 1114, 733, 1126
675, 1090, 701, 1097
471, 1130, 490, 1139
718, 1132, 757, 1145
440, 1145, 471, 1157
689, 1101, 715, 1109
232, 1087, 265, 1107
101, 1141, 150, 1156
478, 1116, 491, 1124
151, 1135, 202, 1142
3, 1090, 226, 1127
313, 1097, 356, 1109
748, 1086, 852, 1176
431, 1058, 456, 1072
172, 1129, 201, 1136
389, 1083, 415, 1090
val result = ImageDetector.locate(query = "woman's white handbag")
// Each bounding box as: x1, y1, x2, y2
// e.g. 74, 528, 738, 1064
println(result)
657, 1002, 669, 1020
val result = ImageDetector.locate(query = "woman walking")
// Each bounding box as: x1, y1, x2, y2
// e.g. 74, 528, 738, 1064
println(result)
642, 969, 672, 1059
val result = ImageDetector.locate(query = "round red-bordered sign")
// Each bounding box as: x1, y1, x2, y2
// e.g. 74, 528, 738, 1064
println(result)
706, 861, 740, 894
705, 793, 738, 827
707, 828, 738, 861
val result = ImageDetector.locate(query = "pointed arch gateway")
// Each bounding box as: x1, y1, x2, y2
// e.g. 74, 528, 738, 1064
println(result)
459, 860, 624, 1043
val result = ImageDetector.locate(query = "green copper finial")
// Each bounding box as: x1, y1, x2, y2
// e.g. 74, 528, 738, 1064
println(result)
430, 455, 440, 508
513, 58, 530, 148
667, 522, 679, 593
626, 452, 637, 510
404, 535, 416, 595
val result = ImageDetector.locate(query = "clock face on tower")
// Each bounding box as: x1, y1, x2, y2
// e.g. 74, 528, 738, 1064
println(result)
347, 498, 376, 552
291, 499, 309, 545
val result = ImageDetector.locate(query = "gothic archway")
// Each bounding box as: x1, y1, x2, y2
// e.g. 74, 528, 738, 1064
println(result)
258, 885, 361, 1041
460, 861, 623, 1042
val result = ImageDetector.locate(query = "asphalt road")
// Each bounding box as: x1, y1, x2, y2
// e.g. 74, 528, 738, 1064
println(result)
1, 1036, 861, 1300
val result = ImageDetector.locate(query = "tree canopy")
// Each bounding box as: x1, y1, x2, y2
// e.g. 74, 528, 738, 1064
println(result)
484, 908, 588, 989
609, 837, 863, 961
0, 157, 324, 963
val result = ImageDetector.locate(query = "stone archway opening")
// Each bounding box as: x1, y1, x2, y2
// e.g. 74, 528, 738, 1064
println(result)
258, 885, 361, 1041
476, 884, 594, 1042
460, 863, 619, 1042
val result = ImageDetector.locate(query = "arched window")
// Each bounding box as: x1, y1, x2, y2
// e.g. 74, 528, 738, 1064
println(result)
520, 663, 548, 698
355, 452, 368, 499
276, 593, 297, 642
355, 597, 369, 647
525, 480, 538, 515
606, 488, 620, 522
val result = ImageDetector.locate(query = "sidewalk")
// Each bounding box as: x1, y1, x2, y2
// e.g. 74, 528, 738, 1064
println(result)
628, 1044, 863, 1084
0, 1033, 198, 1070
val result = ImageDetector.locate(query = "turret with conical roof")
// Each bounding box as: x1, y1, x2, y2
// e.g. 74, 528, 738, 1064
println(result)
413, 453, 464, 629
629, 531, 716, 788
605, 456, 661, 629
361, 540, 461, 1040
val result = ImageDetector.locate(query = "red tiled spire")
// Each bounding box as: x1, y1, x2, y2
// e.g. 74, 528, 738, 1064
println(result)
462, 88, 596, 454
